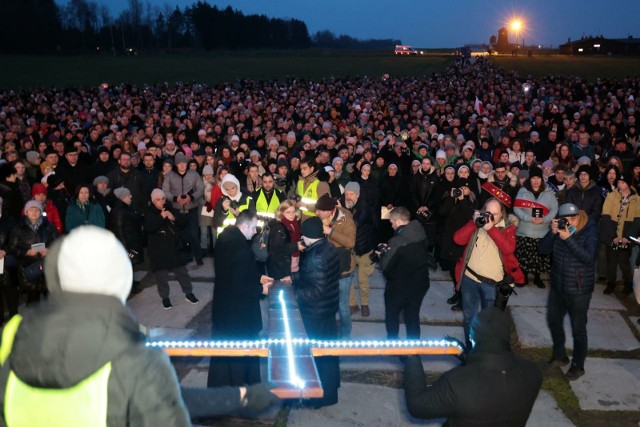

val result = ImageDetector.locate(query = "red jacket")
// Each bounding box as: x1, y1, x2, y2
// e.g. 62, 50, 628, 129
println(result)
453, 219, 524, 288
209, 184, 223, 211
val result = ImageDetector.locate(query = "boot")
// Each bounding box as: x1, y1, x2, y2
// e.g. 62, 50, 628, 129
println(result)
349, 305, 359, 315
622, 283, 633, 295
603, 282, 616, 295
360, 305, 370, 317
447, 291, 461, 305
533, 273, 545, 289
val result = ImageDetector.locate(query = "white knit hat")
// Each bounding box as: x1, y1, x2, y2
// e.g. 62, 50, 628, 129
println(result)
57, 226, 132, 304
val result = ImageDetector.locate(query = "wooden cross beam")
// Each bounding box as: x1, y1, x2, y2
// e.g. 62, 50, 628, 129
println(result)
147, 283, 463, 398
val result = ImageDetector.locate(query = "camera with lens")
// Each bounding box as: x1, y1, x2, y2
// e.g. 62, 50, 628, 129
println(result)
474, 211, 494, 227
452, 188, 463, 198
275, 178, 287, 188
291, 194, 302, 203
557, 218, 569, 230
222, 196, 239, 210
494, 275, 516, 311
369, 243, 390, 263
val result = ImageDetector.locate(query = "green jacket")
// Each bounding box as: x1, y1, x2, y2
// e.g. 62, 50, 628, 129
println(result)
65, 201, 106, 232
0, 293, 191, 427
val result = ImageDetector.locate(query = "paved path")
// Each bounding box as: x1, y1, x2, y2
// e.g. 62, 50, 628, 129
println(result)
128, 259, 640, 426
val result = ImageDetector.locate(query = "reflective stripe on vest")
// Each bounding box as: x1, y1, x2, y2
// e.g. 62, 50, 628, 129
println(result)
255, 190, 280, 215
296, 179, 319, 216
217, 197, 252, 235
1, 314, 111, 426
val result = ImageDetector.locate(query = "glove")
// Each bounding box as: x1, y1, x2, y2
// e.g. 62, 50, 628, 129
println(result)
243, 383, 279, 413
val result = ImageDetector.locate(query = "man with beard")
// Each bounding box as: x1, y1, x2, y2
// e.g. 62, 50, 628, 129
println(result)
480, 162, 517, 213
57, 145, 90, 193
107, 152, 146, 214
139, 153, 160, 198
341, 182, 375, 319
253, 173, 286, 217
208, 210, 274, 387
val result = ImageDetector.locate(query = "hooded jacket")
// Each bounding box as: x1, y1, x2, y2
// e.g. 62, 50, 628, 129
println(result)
212, 174, 255, 228
162, 168, 205, 213
380, 220, 430, 294
565, 180, 603, 218
404, 308, 542, 426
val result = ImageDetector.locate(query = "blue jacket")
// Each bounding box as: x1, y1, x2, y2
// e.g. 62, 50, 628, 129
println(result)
294, 238, 340, 319
539, 213, 598, 295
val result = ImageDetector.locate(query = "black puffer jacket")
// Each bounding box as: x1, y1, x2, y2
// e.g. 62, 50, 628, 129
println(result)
565, 181, 603, 218
8, 216, 58, 267
294, 238, 340, 319
539, 212, 599, 295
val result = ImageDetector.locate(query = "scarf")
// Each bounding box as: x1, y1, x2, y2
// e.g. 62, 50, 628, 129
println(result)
281, 216, 301, 257
28, 216, 44, 233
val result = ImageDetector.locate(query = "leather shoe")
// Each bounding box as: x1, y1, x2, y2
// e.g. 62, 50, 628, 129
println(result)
545, 356, 570, 369
534, 278, 546, 289
565, 364, 585, 381
360, 305, 370, 317
349, 305, 359, 315
446, 292, 461, 305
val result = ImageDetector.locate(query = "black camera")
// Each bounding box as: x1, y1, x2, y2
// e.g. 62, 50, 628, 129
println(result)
222, 196, 239, 210
275, 178, 287, 188
474, 211, 494, 227
452, 188, 463, 198
495, 277, 516, 311
557, 218, 569, 230
369, 243, 390, 263
291, 194, 302, 203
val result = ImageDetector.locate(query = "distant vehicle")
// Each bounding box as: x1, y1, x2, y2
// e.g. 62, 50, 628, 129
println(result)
394, 45, 419, 56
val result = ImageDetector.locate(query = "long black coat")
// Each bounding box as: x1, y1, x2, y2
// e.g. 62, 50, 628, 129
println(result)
144, 203, 188, 272
8, 216, 58, 290
438, 194, 475, 264
212, 226, 263, 339
108, 199, 144, 256
380, 220, 430, 295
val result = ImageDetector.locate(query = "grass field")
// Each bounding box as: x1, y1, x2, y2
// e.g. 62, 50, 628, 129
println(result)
0, 51, 639, 90
0, 51, 450, 90
489, 54, 640, 81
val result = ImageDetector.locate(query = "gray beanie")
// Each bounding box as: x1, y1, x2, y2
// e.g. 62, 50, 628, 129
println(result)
26, 151, 41, 164
344, 182, 360, 195
114, 187, 131, 200
93, 175, 109, 186
150, 188, 165, 200
202, 165, 214, 175
23, 200, 43, 215
174, 153, 188, 164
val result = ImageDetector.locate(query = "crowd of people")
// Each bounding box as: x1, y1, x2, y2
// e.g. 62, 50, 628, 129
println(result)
0, 55, 639, 418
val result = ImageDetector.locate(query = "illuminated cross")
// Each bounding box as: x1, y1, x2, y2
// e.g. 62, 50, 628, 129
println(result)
147, 283, 463, 398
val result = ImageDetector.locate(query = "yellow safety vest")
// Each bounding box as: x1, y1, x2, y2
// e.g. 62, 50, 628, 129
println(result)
1, 315, 112, 427
296, 179, 319, 217
217, 196, 252, 235
255, 190, 280, 215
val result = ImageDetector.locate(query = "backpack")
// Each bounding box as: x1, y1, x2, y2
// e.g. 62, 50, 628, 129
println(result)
251, 223, 270, 262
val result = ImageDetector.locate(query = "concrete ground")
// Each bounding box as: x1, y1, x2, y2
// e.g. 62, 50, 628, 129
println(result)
128, 258, 640, 426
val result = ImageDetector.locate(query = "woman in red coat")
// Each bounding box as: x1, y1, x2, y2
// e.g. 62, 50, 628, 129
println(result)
30, 183, 63, 234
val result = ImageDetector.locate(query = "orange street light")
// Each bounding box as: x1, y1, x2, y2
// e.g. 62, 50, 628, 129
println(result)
511, 20, 523, 56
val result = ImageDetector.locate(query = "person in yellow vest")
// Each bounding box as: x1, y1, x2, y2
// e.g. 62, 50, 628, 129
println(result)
253, 173, 286, 218
0, 226, 278, 426
213, 173, 255, 235
296, 158, 329, 221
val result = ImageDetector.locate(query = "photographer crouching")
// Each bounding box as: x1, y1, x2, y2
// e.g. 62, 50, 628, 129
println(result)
539, 203, 598, 381
453, 198, 523, 350
378, 207, 430, 339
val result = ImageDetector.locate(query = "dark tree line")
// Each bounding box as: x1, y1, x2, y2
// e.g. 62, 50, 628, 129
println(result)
0, 0, 399, 54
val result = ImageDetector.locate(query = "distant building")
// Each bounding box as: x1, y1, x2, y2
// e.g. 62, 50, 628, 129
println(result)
495, 27, 510, 53
559, 35, 640, 55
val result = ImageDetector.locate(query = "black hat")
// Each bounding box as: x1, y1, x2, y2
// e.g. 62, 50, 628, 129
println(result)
576, 164, 592, 178
300, 217, 324, 239
64, 145, 78, 155
97, 145, 110, 155
44, 148, 58, 156
47, 173, 64, 188
528, 165, 543, 179
315, 194, 337, 211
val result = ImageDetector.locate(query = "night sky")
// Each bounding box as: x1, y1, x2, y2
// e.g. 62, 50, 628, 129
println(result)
102, 0, 639, 48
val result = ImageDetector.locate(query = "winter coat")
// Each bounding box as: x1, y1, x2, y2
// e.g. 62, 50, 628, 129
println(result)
0, 182, 23, 221
539, 212, 598, 295
162, 169, 205, 213
0, 293, 190, 426
106, 168, 146, 214
598, 189, 640, 244
380, 220, 430, 295
514, 185, 558, 239
453, 217, 524, 286
65, 200, 106, 232
8, 216, 59, 291
40, 198, 64, 235
212, 226, 263, 339
379, 174, 407, 208
266, 219, 298, 280
438, 193, 475, 264
327, 207, 356, 276
108, 199, 143, 256
404, 310, 542, 426
144, 203, 188, 272
410, 167, 439, 213
345, 197, 376, 256
294, 238, 340, 320
565, 180, 604, 218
